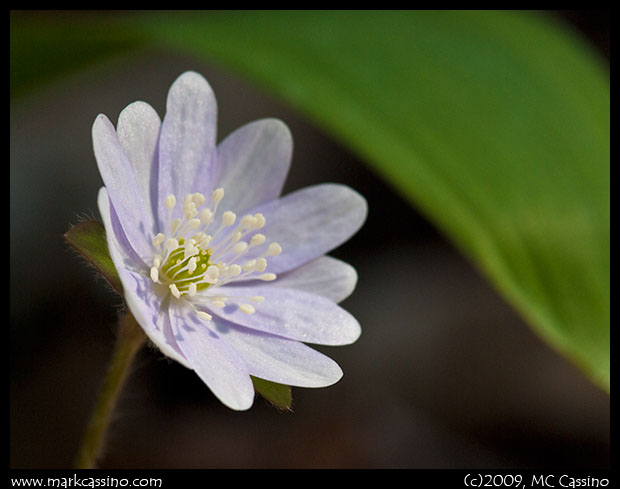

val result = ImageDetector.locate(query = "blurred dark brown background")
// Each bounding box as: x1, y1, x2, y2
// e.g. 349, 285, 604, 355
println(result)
10, 10, 610, 468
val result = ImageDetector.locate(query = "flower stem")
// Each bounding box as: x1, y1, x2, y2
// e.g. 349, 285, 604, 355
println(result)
74, 312, 147, 469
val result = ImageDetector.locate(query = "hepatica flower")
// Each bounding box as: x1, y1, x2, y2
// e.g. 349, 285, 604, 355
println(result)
94, 71, 367, 410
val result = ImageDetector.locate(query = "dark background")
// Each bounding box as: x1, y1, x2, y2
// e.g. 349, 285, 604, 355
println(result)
10, 10, 610, 468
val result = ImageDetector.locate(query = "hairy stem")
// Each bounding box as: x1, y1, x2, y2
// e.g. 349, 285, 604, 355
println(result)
75, 312, 147, 469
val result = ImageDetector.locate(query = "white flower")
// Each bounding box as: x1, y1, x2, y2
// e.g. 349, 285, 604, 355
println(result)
94, 71, 367, 410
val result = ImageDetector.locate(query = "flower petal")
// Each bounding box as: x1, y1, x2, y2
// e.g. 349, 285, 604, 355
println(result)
267, 255, 358, 303
214, 118, 292, 218
93, 115, 153, 259
123, 272, 192, 369
97, 187, 145, 271
212, 318, 343, 387
207, 285, 362, 346
116, 101, 161, 222
98, 188, 191, 369
234, 183, 367, 274
169, 304, 255, 411
157, 71, 217, 228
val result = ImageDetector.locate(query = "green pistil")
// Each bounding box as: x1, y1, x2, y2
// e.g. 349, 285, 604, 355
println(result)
161, 238, 212, 293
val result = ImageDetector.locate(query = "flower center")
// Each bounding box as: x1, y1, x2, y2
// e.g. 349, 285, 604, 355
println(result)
149, 188, 281, 320
158, 237, 213, 295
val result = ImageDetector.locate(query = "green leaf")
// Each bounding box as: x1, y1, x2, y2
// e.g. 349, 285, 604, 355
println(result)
10, 11, 144, 99
251, 377, 293, 411
65, 220, 123, 296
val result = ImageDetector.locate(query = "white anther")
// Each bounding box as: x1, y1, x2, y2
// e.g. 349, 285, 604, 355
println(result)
254, 213, 266, 229
184, 240, 198, 258
222, 211, 237, 227
199, 208, 213, 224
185, 248, 199, 260
164, 195, 176, 209
212, 188, 224, 203
240, 215, 257, 229
192, 192, 206, 206
242, 259, 256, 271
165, 238, 179, 251
152, 233, 165, 247
258, 273, 277, 281
196, 311, 212, 321
250, 296, 265, 303
153, 255, 162, 268
250, 234, 266, 247
267, 242, 282, 256
230, 230, 242, 243
199, 235, 213, 248
169, 284, 181, 299
211, 300, 226, 308
187, 257, 198, 274
183, 202, 198, 219
188, 283, 197, 297
228, 264, 242, 276
231, 242, 248, 255
150, 267, 159, 283
188, 218, 201, 230
240, 304, 255, 314
205, 265, 220, 281
255, 258, 267, 272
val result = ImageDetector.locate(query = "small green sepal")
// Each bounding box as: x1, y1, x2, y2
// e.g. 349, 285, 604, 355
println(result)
251, 376, 293, 411
65, 220, 123, 296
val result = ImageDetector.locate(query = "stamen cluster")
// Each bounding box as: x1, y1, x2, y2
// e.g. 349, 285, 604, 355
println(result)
149, 188, 282, 319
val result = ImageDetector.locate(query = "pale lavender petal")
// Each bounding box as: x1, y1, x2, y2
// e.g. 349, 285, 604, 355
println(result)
213, 119, 292, 219
116, 101, 161, 224
158, 71, 217, 228
97, 188, 191, 368
232, 183, 367, 274
93, 114, 153, 259
212, 318, 343, 387
97, 187, 146, 271
169, 304, 255, 410
207, 285, 361, 346
122, 272, 192, 369
266, 255, 358, 303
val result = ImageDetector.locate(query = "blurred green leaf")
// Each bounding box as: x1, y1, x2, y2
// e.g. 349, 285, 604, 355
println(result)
10, 11, 144, 98
15, 11, 609, 391
251, 377, 293, 411
65, 220, 123, 296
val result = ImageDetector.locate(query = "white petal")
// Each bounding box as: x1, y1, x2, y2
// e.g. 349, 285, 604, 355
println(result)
169, 304, 255, 411
123, 274, 192, 369
208, 286, 361, 346
214, 118, 292, 218
98, 188, 191, 369
97, 187, 145, 270
268, 255, 358, 303
158, 71, 217, 226
116, 101, 161, 222
212, 319, 343, 387
233, 183, 367, 275
93, 115, 153, 259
